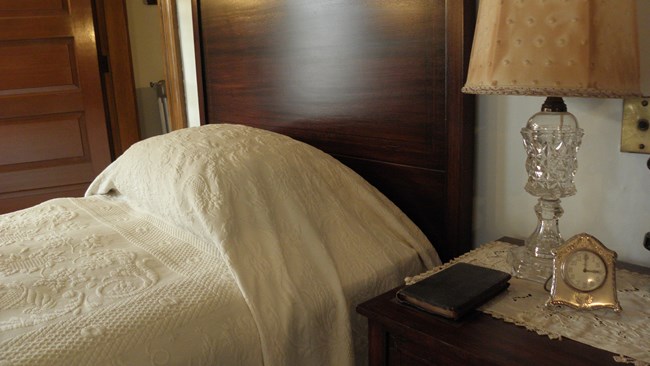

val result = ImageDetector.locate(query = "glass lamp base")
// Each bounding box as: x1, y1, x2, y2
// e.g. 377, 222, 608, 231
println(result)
512, 97, 584, 284
507, 246, 553, 283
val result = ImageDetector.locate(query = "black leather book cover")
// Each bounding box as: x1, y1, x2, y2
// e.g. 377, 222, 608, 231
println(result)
396, 262, 511, 320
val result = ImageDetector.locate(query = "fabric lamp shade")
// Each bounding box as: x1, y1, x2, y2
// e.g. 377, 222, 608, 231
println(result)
462, 0, 641, 98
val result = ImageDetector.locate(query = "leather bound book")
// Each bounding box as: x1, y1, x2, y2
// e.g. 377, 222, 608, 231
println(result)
396, 262, 511, 320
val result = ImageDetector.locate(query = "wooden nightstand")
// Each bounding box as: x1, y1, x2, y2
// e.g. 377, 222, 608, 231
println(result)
356, 237, 649, 366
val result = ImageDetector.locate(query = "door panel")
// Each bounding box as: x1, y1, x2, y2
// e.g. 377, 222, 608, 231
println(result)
0, 0, 68, 13
0, 38, 77, 92
0, 114, 85, 165
0, 0, 111, 213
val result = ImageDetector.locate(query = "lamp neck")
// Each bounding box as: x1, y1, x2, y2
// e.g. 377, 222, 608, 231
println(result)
541, 97, 567, 112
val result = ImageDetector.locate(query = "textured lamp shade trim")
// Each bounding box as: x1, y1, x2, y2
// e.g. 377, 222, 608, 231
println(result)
462, 0, 641, 98
461, 85, 641, 98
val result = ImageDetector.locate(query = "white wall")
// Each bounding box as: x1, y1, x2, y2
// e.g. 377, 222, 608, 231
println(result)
473, 1, 650, 266
126, 0, 165, 89
126, 0, 166, 138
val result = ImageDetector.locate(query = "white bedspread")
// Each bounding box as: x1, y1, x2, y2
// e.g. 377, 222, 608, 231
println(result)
1, 124, 440, 365
1, 196, 262, 365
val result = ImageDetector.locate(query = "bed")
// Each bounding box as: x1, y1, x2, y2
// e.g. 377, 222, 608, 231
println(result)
0, 0, 475, 365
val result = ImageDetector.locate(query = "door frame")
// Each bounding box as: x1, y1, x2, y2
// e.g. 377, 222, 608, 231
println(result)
158, 0, 187, 131
94, 0, 140, 157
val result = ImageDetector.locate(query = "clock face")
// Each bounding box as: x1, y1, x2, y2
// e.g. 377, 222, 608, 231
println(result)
562, 250, 607, 292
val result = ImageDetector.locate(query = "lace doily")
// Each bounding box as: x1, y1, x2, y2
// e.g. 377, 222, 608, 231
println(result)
406, 241, 650, 365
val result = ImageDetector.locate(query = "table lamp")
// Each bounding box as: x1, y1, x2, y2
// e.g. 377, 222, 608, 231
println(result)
463, 0, 641, 282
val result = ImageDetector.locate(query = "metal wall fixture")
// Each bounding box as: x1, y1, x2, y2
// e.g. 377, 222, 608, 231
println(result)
621, 97, 650, 154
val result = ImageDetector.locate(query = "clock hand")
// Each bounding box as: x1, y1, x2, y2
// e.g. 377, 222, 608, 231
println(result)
584, 269, 603, 274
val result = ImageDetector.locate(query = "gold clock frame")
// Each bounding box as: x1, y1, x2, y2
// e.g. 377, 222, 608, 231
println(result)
547, 233, 621, 312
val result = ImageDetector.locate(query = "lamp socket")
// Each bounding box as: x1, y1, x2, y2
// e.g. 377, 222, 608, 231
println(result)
621, 98, 650, 154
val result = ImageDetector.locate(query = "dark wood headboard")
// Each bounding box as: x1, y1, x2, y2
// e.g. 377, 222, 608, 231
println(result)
192, 0, 475, 262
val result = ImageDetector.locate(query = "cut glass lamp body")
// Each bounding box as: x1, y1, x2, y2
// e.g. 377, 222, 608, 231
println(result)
508, 105, 584, 283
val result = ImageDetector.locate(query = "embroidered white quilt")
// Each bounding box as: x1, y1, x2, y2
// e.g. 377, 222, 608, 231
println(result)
1, 196, 261, 365
1, 124, 440, 365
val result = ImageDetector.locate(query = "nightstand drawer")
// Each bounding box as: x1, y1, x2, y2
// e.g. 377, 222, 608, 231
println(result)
389, 333, 490, 366
358, 287, 626, 366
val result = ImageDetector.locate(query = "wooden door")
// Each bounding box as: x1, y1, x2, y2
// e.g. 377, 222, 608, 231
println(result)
0, 0, 112, 213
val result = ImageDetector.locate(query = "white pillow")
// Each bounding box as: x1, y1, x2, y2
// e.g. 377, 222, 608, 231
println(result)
87, 123, 438, 266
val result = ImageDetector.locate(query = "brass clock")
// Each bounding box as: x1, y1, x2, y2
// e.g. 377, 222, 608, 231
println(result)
547, 233, 621, 312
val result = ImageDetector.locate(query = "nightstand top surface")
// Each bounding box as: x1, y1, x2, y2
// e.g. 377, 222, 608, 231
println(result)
357, 237, 650, 366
